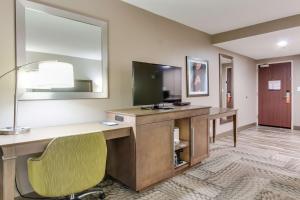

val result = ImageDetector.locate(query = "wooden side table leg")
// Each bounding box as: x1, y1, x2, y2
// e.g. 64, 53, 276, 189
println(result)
233, 114, 237, 147
0, 147, 16, 200
212, 119, 216, 143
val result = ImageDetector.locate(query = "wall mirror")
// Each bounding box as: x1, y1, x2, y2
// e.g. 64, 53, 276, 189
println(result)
219, 54, 234, 123
16, 0, 108, 100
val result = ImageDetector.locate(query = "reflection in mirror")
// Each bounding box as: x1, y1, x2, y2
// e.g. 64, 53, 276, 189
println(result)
16, 0, 108, 100
219, 54, 234, 124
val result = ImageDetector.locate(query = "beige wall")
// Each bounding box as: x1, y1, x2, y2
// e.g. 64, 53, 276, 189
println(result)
0, 0, 257, 195
0, 0, 15, 129
257, 55, 300, 127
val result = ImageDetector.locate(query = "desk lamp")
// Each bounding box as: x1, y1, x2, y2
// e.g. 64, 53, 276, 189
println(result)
0, 61, 74, 135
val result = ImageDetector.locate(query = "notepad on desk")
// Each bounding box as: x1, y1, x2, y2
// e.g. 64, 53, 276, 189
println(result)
101, 121, 119, 126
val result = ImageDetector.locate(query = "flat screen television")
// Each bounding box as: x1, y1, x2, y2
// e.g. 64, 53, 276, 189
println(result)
132, 61, 182, 107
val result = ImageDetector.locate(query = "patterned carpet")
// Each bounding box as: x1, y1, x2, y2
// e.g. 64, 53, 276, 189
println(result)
20, 126, 300, 200
101, 126, 300, 200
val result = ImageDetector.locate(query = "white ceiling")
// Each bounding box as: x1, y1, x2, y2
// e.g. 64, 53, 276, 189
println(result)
123, 0, 300, 34
123, 0, 300, 59
26, 9, 102, 60
215, 27, 300, 60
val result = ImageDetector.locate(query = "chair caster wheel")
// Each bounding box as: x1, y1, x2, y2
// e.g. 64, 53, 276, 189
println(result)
99, 193, 106, 199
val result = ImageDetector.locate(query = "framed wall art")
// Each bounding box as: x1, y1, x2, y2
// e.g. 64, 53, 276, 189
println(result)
186, 56, 209, 97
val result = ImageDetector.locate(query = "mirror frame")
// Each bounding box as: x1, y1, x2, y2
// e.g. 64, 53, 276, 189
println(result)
15, 0, 109, 100
219, 54, 234, 124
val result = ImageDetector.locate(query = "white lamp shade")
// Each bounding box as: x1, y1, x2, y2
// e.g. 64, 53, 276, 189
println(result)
38, 61, 74, 89
19, 70, 40, 89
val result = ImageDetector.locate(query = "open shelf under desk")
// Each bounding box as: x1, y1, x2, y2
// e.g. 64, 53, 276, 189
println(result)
174, 140, 189, 151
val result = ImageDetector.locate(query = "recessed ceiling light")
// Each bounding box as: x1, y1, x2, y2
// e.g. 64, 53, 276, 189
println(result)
277, 40, 288, 47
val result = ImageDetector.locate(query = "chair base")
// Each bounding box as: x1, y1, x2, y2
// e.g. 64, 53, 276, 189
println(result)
69, 188, 105, 200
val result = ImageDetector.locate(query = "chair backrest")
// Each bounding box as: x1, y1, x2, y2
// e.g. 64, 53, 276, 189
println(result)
28, 132, 107, 197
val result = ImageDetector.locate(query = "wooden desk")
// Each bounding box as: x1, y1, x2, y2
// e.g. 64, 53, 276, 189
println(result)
0, 122, 131, 200
208, 108, 238, 147
107, 105, 211, 191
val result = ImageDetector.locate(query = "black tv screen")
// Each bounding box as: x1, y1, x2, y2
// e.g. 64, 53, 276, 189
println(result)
133, 61, 182, 106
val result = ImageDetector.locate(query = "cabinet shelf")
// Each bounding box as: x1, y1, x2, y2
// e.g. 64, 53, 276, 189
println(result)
175, 140, 189, 151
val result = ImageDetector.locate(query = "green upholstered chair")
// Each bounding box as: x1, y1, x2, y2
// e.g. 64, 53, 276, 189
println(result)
27, 132, 107, 200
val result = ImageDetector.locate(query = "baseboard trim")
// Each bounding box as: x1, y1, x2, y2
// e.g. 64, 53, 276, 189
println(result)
209, 122, 257, 142
237, 122, 257, 132
294, 126, 300, 130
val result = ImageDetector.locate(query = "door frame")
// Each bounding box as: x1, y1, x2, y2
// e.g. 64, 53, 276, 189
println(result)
256, 60, 294, 129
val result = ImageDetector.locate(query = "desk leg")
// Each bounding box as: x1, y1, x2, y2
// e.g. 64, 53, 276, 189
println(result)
0, 147, 16, 200
212, 119, 216, 143
233, 114, 237, 147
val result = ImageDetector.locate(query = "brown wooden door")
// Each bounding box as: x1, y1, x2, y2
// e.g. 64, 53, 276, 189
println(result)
258, 62, 291, 128
190, 116, 209, 165
135, 120, 173, 190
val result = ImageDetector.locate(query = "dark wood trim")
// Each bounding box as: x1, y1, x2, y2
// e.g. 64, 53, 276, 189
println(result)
186, 56, 209, 97
233, 114, 237, 147
212, 119, 216, 143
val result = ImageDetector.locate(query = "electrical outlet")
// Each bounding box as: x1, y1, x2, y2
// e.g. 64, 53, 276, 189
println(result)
297, 87, 300, 92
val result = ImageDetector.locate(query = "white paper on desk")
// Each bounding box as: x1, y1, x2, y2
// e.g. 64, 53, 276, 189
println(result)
268, 80, 281, 90
102, 121, 118, 126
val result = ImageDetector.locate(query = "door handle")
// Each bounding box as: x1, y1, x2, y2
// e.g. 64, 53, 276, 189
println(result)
285, 90, 291, 104
191, 127, 195, 157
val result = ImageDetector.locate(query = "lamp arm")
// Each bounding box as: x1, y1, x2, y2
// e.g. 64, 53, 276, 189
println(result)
0, 60, 59, 134
0, 60, 55, 131
0, 60, 56, 80
0, 68, 17, 80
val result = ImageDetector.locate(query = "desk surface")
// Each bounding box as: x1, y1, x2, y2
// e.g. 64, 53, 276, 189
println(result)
0, 107, 236, 147
209, 107, 237, 116
107, 105, 210, 117
0, 122, 132, 147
